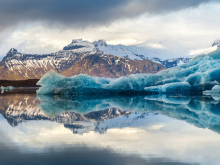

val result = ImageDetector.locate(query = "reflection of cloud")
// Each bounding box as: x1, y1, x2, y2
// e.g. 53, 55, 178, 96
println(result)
147, 43, 164, 49
148, 124, 164, 130
0, 112, 220, 164
0, 141, 196, 165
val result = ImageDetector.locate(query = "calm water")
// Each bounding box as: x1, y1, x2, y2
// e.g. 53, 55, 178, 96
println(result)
0, 89, 220, 165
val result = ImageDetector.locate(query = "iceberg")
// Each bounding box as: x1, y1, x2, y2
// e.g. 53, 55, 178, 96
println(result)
144, 82, 191, 94
37, 56, 220, 95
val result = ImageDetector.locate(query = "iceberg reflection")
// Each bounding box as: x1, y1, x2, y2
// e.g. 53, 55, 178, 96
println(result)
37, 94, 220, 133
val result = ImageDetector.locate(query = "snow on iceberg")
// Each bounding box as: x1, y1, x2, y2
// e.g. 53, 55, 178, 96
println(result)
37, 56, 220, 95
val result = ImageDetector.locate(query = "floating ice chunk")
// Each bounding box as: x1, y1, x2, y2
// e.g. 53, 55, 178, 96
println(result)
37, 56, 220, 95
37, 70, 112, 95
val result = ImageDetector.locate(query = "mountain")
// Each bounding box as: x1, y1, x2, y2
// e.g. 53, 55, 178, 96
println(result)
212, 40, 220, 49
94, 39, 192, 67
3, 38, 220, 80
0, 40, 166, 80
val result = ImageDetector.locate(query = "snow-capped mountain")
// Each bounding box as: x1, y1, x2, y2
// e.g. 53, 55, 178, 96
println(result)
59, 39, 192, 67
212, 40, 220, 49
0, 40, 166, 80
3, 38, 220, 80
94, 39, 192, 67
7, 38, 220, 75
63, 39, 96, 52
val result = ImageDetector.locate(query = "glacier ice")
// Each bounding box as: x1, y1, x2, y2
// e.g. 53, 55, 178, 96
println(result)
37, 56, 220, 95
144, 82, 191, 94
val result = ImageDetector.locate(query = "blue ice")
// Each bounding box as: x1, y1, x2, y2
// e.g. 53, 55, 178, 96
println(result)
37, 56, 220, 95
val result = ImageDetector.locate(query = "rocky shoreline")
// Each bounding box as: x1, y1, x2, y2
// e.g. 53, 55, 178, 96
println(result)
0, 79, 40, 87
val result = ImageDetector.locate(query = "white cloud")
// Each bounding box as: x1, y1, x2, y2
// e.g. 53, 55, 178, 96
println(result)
0, 1, 220, 58
1, 113, 220, 164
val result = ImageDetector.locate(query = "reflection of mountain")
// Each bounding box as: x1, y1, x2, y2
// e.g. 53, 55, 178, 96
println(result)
1, 94, 220, 134
0, 94, 46, 126
0, 94, 131, 134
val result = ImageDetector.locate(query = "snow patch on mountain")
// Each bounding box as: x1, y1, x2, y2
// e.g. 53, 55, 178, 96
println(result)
1, 39, 198, 70
63, 39, 96, 52
212, 40, 220, 49
137, 39, 189, 59
62, 39, 193, 68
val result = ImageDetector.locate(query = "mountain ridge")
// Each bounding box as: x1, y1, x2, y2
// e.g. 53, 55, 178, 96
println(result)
0, 45, 166, 80
3, 38, 219, 80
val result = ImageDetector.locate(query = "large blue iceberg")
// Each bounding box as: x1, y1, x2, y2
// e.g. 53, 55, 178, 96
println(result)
37, 56, 220, 95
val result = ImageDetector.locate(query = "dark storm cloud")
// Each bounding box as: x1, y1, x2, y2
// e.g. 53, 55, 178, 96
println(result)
0, 0, 213, 30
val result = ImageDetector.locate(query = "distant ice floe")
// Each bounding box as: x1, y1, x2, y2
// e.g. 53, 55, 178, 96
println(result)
1, 86, 13, 94
37, 56, 220, 95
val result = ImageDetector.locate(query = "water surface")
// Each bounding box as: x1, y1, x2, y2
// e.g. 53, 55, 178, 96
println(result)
0, 90, 220, 165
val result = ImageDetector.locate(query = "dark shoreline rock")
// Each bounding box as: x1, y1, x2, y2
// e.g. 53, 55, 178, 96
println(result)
0, 79, 40, 87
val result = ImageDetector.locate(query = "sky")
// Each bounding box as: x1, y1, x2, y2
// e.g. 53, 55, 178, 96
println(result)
0, 0, 220, 58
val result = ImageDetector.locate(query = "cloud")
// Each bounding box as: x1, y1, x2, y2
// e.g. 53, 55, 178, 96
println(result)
0, 141, 195, 165
0, 0, 212, 31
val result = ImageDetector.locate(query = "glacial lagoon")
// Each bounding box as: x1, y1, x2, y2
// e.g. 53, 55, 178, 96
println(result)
0, 89, 220, 164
